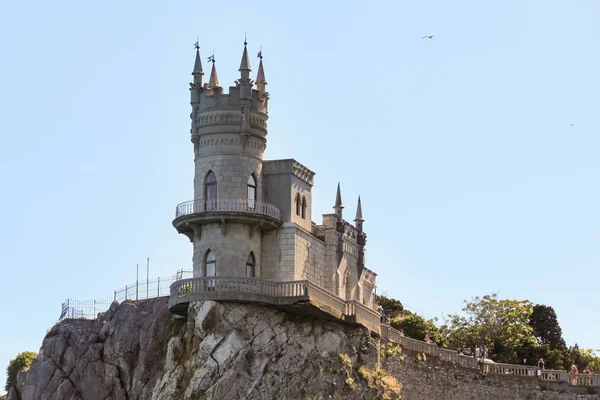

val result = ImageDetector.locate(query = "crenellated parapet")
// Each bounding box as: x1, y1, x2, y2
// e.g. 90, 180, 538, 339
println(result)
191, 86, 268, 115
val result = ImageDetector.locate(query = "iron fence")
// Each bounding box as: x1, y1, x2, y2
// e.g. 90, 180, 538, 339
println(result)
58, 269, 193, 321
59, 297, 112, 321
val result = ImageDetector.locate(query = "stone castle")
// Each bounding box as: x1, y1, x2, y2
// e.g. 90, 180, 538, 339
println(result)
168, 41, 380, 332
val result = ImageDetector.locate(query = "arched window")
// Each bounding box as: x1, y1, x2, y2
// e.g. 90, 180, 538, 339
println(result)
246, 252, 256, 277
247, 175, 256, 209
295, 193, 301, 216
205, 249, 216, 289
205, 171, 217, 210
301, 196, 307, 219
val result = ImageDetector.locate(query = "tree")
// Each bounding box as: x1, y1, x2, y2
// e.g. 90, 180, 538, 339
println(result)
442, 294, 534, 363
376, 295, 404, 319
5, 351, 37, 393
390, 313, 444, 345
529, 304, 565, 349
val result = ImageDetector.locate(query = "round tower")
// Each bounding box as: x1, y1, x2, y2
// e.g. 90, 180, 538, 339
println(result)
173, 41, 280, 281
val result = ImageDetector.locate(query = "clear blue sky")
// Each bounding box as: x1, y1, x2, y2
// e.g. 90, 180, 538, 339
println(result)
1, 0, 599, 390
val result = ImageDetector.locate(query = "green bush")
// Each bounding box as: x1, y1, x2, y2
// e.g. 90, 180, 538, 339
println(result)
5, 351, 37, 392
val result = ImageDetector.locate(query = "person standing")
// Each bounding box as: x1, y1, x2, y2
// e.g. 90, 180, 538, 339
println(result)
537, 358, 545, 377
570, 365, 579, 385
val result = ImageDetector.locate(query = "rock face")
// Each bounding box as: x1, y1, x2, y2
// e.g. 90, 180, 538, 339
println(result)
9, 298, 600, 400
9, 299, 384, 400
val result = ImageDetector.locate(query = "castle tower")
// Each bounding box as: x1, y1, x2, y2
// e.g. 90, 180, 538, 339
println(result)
173, 40, 279, 281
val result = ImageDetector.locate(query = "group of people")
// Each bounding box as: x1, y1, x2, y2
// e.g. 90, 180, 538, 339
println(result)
536, 358, 593, 385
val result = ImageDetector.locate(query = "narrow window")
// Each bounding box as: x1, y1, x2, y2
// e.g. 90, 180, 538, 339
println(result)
301, 196, 307, 219
247, 175, 256, 209
205, 249, 217, 289
246, 252, 256, 278
295, 193, 301, 216
205, 171, 217, 210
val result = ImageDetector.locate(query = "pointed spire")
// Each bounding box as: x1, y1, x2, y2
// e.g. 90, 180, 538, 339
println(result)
256, 49, 267, 92
354, 196, 364, 222
192, 41, 204, 86
334, 183, 343, 208
333, 182, 344, 220
239, 38, 252, 72
208, 56, 220, 89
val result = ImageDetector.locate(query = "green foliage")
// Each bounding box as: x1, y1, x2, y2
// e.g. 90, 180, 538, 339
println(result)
442, 293, 534, 363
441, 294, 600, 371
529, 304, 565, 349
376, 295, 404, 319
5, 351, 37, 392
390, 313, 444, 346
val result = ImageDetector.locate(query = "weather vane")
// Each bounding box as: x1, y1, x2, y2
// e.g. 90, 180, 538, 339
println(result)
194, 36, 199, 50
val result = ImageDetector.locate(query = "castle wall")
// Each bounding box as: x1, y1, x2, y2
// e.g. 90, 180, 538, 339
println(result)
294, 227, 327, 286
193, 154, 263, 201
262, 159, 313, 231
192, 223, 262, 278
290, 176, 312, 232
260, 223, 296, 282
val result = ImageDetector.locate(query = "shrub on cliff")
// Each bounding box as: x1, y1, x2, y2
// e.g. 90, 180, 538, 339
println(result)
5, 351, 37, 393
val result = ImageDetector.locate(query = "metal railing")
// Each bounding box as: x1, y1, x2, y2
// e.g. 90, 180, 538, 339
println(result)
58, 270, 193, 321
175, 198, 281, 220
59, 297, 113, 321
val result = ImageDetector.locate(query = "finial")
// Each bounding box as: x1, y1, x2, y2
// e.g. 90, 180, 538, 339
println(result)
244, 32, 247, 46
194, 37, 199, 50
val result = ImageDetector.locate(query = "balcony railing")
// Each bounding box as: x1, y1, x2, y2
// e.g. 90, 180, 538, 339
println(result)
175, 199, 281, 220
169, 277, 308, 309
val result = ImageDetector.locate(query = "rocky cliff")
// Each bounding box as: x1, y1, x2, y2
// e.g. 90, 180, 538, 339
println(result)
9, 298, 599, 400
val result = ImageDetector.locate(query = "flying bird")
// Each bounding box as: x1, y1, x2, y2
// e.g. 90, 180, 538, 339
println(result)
423, 35, 435, 39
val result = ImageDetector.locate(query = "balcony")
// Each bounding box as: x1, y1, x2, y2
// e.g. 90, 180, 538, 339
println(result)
169, 277, 309, 315
173, 199, 282, 239
168, 277, 382, 335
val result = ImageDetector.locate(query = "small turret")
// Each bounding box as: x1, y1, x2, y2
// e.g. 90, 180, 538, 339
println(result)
239, 41, 252, 73
207, 57, 220, 90
192, 43, 204, 87
354, 196, 364, 232
333, 183, 344, 220
256, 50, 267, 93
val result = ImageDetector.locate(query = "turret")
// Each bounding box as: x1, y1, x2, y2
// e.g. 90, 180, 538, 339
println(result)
238, 40, 253, 140
207, 56, 221, 92
256, 50, 267, 93
192, 43, 204, 87
333, 183, 344, 220
354, 196, 364, 233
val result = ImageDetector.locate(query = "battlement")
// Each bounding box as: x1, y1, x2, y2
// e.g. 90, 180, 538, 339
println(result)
191, 85, 269, 115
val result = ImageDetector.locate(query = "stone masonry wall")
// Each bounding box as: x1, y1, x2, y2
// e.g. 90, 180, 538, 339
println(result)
193, 154, 262, 201
260, 223, 296, 282
192, 223, 261, 278
294, 227, 327, 285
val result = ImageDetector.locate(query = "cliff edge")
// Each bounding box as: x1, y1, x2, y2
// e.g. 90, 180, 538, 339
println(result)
9, 298, 599, 400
